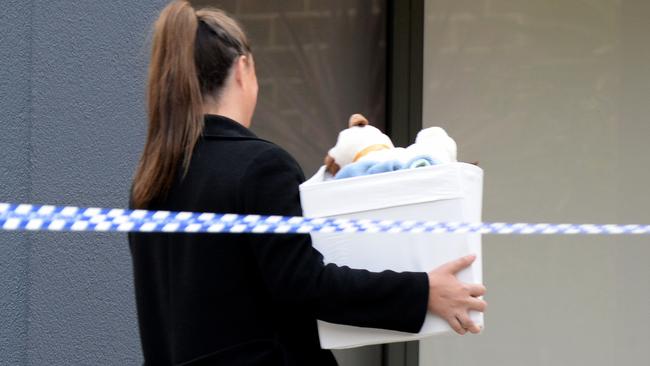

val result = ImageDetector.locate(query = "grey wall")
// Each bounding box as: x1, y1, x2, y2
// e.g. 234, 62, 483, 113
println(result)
421, 0, 650, 365
0, 0, 169, 364
0, 1, 32, 364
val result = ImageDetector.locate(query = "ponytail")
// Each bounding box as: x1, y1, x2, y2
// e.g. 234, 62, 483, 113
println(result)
132, 1, 251, 209
132, 1, 203, 209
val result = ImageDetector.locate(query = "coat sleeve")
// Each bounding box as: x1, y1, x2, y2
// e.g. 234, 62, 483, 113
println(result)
239, 144, 429, 333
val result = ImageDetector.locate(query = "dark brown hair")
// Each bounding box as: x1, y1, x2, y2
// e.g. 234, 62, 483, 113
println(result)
131, 1, 251, 209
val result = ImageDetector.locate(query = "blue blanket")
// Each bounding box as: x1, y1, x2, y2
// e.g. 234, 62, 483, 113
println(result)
335, 155, 439, 180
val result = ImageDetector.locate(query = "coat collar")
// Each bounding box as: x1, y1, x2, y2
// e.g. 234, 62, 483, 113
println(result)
202, 114, 260, 140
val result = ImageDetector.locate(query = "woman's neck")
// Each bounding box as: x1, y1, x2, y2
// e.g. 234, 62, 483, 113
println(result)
203, 96, 251, 128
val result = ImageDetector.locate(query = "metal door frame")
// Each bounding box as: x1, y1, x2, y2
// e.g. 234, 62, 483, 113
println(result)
384, 0, 424, 366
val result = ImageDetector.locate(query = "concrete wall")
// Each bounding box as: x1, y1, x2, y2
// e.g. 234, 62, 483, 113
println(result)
0, 0, 168, 364
420, 0, 650, 364
0, 1, 33, 364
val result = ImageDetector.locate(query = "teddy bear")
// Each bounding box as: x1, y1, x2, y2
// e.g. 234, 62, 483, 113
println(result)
407, 126, 457, 164
324, 113, 458, 180
324, 114, 395, 176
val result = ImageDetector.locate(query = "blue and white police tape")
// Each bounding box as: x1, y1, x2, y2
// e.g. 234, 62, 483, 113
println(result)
1, 202, 650, 235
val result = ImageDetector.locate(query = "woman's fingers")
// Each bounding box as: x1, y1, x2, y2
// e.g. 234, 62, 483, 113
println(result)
467, 297, 487, 312
448, 315, 467, 335
467, 283, 486, 297
438, 255, 476, 274
456, 313, 481, 334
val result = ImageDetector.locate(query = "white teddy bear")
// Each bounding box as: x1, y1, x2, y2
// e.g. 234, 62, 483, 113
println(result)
324, 114, 395, 175
407, 126, 457, 164
324, 113, 457, 178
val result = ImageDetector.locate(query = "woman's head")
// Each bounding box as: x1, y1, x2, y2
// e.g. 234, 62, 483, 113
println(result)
132, 0, 255, 209
195, 9, 257, 119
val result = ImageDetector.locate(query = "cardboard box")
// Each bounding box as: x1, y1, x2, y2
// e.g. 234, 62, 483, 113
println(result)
299, 162, 484, 349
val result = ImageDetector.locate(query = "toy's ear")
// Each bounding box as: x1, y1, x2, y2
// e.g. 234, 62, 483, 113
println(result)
324, 155, 341, 175
348, 114, 369, 127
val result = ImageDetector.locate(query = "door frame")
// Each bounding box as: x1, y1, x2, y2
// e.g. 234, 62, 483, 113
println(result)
386, 0, 424, 147
384, 0, 424, 365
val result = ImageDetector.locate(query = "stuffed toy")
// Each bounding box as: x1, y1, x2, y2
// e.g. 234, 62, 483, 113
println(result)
407, 126, 457, 164
325, 113, 458, 180
324, 114, 395, 176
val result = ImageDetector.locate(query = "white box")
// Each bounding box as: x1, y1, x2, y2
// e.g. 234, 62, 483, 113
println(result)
299, 162, 484, 349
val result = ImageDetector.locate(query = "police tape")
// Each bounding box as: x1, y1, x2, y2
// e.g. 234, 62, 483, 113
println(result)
1, 202, 649, 235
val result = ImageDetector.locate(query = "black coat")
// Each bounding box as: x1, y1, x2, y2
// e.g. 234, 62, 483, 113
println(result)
128, 114, 429, 366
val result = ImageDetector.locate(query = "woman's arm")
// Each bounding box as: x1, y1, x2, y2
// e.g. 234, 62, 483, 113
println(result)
239, 144, 429, 333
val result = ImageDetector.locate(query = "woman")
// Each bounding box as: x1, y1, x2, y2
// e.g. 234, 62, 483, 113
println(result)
128, 1, 486, 365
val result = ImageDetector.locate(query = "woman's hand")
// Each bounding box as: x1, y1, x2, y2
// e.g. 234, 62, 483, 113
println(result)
427, 254, 487, 335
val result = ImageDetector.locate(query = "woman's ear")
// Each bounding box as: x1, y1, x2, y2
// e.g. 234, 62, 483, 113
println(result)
233, 55, 255, 88
233, 55, 245, 86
